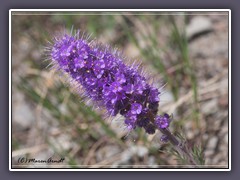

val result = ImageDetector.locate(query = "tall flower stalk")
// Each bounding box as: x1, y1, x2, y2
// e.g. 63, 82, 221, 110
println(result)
47, 30, 200, 167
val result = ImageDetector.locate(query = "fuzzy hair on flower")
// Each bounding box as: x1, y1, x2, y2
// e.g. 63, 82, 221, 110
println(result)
46, 29, 170, 134
45, 29, 203, 167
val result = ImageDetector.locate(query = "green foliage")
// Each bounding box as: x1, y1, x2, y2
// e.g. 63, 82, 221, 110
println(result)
192, 145, 205, 166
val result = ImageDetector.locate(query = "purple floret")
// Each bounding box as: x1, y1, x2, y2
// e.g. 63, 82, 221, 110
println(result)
155, 114, 170, 129
131, 103, 142, 115
144, 124, 156, 134
50, 32, 161, 134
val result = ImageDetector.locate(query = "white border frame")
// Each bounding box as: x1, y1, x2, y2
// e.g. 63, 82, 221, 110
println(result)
9, 9, 231, 171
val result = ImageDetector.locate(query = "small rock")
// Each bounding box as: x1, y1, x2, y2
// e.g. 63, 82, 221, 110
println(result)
202, 134, 209, 141
129, 145, 148, 158
136, 146, 148, 157
186, 16, 212, 40
201, 99, 218, 115
59, 104, 68, 115
207, 136, 218, 150
120, 149, 133, 163
13, 92, 35, 131
205, 149, 214, 157
119, 145, 148, 164
148, 156, 156, 166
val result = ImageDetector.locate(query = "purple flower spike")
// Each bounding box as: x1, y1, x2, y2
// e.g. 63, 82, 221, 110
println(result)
49, 30, 161, 134
155, 114, 170, 129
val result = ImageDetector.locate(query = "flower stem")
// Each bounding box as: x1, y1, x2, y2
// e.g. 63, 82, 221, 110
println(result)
147, 111, 198, 167
160, 128, 199, 167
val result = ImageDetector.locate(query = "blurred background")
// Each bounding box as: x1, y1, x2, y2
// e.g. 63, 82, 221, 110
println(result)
11, 11, 229, 168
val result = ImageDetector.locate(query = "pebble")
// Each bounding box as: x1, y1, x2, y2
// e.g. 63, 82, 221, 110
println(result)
201, 99, 218, 115
205, 149, 214, 157
207, 136, 218, 150
148, 156, 157, 166
135, 146, 148, 157
118, 145, 148, 165
186, 16, 212, 40
13, 92, 35, 131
